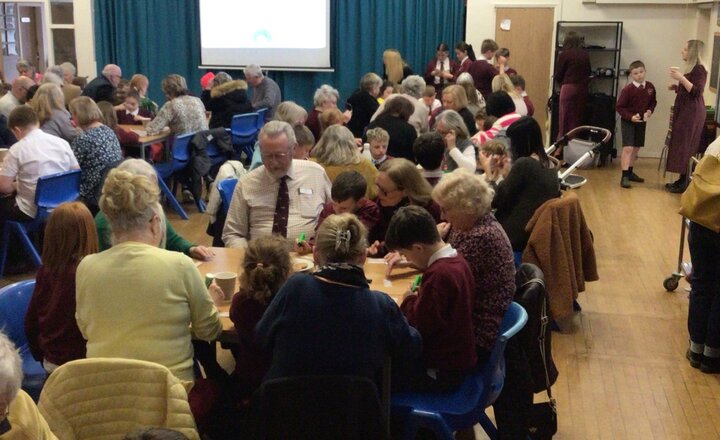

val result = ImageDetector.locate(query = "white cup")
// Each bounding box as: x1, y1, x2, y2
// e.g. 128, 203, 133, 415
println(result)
213, 271, 237, 301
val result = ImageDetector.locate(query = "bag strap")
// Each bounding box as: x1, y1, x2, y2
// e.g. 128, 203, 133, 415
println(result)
525, 276, 557, 412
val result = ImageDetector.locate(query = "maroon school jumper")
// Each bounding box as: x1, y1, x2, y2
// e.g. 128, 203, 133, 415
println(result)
468, 60, 499, 98
229, 295, 271, 400
424, 57, 458, 97
667, 64, 707, 174
316, 198, 380, 232
554, 48, 591, 140
616, 81, 657, 121
400, 252, 477, 371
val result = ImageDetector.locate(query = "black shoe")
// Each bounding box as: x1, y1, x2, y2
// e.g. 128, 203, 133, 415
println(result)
700, 356, 720, 374
687, 349, 703, 369
667, 182, 687, 194
629, 172, 645, 183
621, 176, 631, 188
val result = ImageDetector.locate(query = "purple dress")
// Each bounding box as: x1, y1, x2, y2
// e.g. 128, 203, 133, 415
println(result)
667, 64, 707, 174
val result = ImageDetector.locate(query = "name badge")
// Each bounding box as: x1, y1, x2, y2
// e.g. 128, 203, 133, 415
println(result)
299, 188, 313, 195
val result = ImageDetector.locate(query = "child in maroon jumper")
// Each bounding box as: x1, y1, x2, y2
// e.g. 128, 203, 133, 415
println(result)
385, 205, 477, 393
511, 75, 535, 117
116, 89, 153, 125
616, 60, 657, 188
413, 132, 445, 186
295, 170, 380, 255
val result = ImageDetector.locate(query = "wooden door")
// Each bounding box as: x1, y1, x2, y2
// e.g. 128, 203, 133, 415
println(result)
495, 7, 554, 140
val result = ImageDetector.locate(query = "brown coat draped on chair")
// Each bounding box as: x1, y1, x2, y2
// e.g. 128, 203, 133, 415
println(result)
522, 191, 598, 323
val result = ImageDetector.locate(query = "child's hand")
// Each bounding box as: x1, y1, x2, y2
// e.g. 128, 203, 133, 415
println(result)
631, 113, 642, 123
644, 110, 652, 121
402, 289, 417, 301
294, 239, 312, 255
367, 240, 381, 257
384, 251, 407, 276
207, 281, 225, 306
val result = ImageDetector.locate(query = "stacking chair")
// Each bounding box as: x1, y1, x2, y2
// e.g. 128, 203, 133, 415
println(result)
217, 178, 238, 217
255, 108, 268, 130
391, 302, 528, 440
230, 113, 260, 161
154, 133, 196, 219
250, 375, 387, 440
0, 169, 81, 277
0, 280, 46, 401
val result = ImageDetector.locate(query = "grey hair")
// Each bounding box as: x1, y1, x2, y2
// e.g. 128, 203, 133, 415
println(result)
0, 331, 23, 405
42, 72, 64, 86
244, 64, 263, 78
313, 85, 339, 107
435, 109, 470, 139
311, 125, 361, 166
259, 120, 297, 151
401, 75, 426, 99
60, 62, 76, 76
274, 101, 307, 125
16, 59, 32, 71
212, 71, 232, 87
46, 65, 65, 79
360, 72, 382, 93
456, 72, 474, 86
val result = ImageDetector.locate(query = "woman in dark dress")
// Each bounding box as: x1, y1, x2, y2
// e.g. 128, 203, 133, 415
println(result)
383, 49, 413, 85
424, 43, 457, 98
666, 39, 707, 193
554, 32, 591, 140
346, 72, 382, 138
366, 96, 417, 162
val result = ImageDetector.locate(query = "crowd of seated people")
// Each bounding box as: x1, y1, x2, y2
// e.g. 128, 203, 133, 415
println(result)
0, 40, 577, 438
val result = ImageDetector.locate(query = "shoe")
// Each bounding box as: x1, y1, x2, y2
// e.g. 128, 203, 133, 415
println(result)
700, 356, 720, 374
182, 189, 195, 203
621, 176, 631, 188
629, 173, 645, 183
666, 182, 687, 194
687, 349, 703, 369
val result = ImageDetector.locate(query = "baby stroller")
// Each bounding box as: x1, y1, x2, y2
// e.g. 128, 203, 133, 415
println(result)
546, 126, 612, 189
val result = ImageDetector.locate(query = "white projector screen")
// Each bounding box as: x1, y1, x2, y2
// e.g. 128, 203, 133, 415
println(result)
199, 0, 332, 71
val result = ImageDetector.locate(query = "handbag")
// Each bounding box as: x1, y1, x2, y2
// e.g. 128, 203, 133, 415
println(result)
527, 284, 558, 440
679, 153, 720, 233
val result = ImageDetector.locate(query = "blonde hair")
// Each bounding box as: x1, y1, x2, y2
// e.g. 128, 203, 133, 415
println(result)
442, 85, 468, 110
318, 108, 344, 135
130, 74, 149, 95
685, 40, 706, 73
31, 83, 66, 125
432, 168, 494, 218
492, 74, 520, 99
100, 168, 162, 236
383, 49, 404, 84
69, 96, 103, 128
274, 101, 307, 126
161, 74, 189, 98
238, 236, 292, 305
314, 213, 367, 265
480, 139, 507, 156
380, 158, 433, 205
0, 331, 22, 405
312, 124, 361, 166
366, 127, 389, 144
97, 100, 118, 129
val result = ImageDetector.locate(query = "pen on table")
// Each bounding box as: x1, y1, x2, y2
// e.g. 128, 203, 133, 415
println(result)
298, 232, 306, 245
410, 275, 422, 292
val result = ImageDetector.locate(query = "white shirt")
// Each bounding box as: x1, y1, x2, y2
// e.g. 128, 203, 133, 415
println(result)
0, 92, 20, 118
222, 159, 331, 249
428, 243, 458, 267
706, 136, 720, 156
0, 128, 78, 217
632, 81, 647, 88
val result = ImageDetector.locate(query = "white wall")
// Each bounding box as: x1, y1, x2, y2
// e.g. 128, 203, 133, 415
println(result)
467, 0, 703, 157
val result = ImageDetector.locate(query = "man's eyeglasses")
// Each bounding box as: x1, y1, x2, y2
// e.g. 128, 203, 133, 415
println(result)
261, 152, 289, 162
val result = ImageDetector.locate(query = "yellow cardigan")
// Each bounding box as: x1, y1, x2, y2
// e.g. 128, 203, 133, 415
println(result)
1, 390, 57, 440
311, 158, 379, 200
38, 358, 199, 440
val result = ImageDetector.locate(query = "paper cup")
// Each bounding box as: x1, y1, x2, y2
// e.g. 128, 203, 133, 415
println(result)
205, 273, 214, 288
213, 271, 237, 300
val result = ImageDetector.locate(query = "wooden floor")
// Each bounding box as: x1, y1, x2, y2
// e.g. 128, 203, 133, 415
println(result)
4, 159, 719, 439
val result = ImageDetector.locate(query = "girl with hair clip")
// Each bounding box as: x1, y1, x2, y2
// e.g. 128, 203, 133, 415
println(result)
255, 213, 422, 384
25, 202, 99, 373
228, 235, 292, 401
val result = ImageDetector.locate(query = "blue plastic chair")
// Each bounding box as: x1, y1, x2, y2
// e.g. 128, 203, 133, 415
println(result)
154, 133, 196, 219
230, 113, 260, 161
0, 169, 81, 277
391, 302, 528, 440
255, 107, 268, 129
217, 178, 238, 216
0, 280, 46, 401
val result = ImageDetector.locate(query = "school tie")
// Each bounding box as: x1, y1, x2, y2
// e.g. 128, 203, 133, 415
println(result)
639, 84, 645, 90
272, 176, 289, 237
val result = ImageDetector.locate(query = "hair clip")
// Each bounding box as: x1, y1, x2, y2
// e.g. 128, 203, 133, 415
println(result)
256, 263, 264, 268
335, 229, 352, 251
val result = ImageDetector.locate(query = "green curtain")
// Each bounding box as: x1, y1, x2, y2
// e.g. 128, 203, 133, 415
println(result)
94, 0, 464, 108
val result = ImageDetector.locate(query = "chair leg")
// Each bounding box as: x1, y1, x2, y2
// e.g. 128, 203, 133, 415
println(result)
413, 410, 455, 440
0, 224, 10, 277
477, 413, 499, 440
157, 176, 189, 220
12, 224, 41, 267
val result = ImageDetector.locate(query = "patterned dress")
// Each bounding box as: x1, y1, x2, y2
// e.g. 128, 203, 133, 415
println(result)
71, 124, 122, 207
145, 95, 209, 136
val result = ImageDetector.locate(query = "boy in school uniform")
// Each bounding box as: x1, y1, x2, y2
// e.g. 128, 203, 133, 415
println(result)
366, 127, 392, 169
295, 170, 380, 254
511, 75, 534, 117
413, 132, 446, 187
385, 205, 477, 393
616, 60, 657, 188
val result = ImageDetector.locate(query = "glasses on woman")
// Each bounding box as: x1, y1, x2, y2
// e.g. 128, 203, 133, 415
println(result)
375, 182, 400, 197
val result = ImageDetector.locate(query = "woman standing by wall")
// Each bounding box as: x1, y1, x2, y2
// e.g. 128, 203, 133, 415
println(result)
554, 32, 591, 140
666, 40, 707, 193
